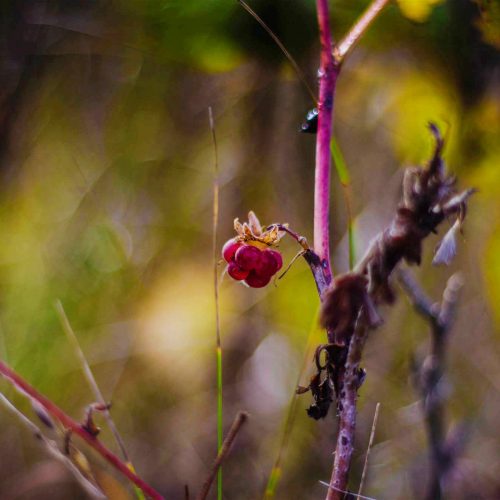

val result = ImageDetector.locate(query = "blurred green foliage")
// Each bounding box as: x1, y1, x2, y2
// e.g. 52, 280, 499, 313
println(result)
0, 1, 498, 499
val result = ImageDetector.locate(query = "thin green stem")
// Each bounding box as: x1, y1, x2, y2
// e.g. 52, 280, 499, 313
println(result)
331, 137, 356, 270
209, 107, 223, 500
264, 307, 322, 499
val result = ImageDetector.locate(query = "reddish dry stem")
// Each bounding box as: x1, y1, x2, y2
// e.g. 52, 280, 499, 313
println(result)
314, 0, 337, 286
0, 360, 163, 500
336, 0, 391, 61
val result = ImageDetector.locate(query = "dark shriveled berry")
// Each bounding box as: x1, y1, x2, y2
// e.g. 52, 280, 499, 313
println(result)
222, 239, 242, 263
227, 262, 249, 281
235, 245, 262, 271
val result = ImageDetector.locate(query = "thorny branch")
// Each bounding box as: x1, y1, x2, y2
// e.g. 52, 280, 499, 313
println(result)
399, 269, 467, 500
297, 125, 473, 499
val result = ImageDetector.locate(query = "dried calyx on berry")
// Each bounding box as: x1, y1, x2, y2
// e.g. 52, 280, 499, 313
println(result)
222, 211, 285, 288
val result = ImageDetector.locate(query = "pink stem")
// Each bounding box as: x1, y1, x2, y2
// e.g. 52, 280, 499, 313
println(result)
0, 360, 163, 500
314, 0, 338, 286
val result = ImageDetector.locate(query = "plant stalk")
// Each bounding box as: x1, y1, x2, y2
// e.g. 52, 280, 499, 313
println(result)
0, 360, 162, 500
314, 0, 337, 287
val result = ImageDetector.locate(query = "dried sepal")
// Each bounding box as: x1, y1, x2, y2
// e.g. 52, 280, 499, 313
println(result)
233, 211, 286, 247
247, 211, 262, 236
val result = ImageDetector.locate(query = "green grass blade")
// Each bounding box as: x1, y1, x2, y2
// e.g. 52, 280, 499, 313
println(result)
331, 137, 356, 270
263, 307, 322, 499
209, 107, 223, 500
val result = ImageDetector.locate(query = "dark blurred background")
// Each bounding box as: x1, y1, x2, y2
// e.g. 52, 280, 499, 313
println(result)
0, 0, 499, 498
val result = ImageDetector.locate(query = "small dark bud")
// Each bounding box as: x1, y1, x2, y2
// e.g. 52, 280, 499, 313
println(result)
31, 401, 54, 429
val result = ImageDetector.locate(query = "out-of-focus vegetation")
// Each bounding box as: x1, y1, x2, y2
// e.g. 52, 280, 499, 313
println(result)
0, 1, 498, 498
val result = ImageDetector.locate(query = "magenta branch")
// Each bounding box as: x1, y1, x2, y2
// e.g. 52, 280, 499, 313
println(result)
314, 0, 337, 287
0, 360, 163, 500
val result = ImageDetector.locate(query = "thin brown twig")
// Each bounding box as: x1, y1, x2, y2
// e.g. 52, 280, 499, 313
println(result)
335, 0, 391, 62
0, 391, 106, 499
399, 270, 465, 500
0, 360, 163, 499
357, 402, 380, 499
397, 269, 437, 321
237, 0, 317, 103
320, 481, 377, 500
54, 300, 132, 465
196, 411, 249, 500
209, 106, 221, 350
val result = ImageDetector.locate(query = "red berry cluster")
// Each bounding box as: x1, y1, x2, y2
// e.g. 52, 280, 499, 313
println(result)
222, 239, 283, 288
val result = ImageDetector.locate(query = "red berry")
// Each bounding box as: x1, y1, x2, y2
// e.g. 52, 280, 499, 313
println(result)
245, 270, 271, 288
267, 250, 283, 272
227, 262, 249, 281
222, 239, 242, 262
255, 250, 279, 277
235, 245, 262, 271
